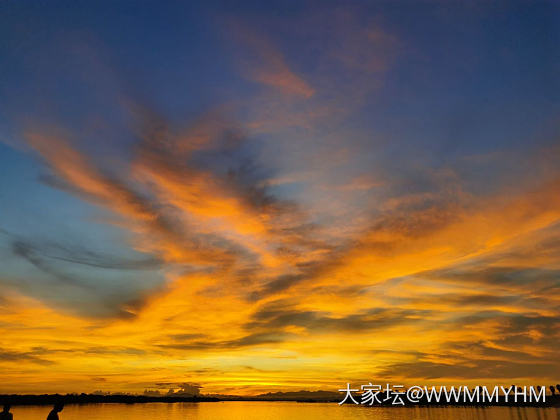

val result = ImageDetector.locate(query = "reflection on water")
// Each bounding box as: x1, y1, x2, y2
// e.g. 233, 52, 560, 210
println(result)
10, 401, 560, 420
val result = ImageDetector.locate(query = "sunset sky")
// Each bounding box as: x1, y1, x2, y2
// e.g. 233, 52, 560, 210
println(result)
1, 0, 559, 395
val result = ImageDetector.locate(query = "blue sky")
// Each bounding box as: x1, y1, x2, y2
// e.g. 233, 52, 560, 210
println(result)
1, 0, 560, 393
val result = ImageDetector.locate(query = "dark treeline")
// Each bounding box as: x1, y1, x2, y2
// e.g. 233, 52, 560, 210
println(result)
0, 394, 219, 406
1, 391, 559, 407
355, 394, 560, 408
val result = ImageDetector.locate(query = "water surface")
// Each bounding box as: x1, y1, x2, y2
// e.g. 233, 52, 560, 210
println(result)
11, 401, 560, 420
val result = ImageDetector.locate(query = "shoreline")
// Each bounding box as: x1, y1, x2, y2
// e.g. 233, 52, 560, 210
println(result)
2, 394, 559, 408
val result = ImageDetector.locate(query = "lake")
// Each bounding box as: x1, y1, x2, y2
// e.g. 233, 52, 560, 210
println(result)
10, 401, 560, 420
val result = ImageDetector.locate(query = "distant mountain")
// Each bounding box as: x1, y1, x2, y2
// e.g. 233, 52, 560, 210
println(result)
253, 390, 340, 402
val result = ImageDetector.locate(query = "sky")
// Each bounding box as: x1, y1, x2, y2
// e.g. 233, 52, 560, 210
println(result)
0, 0, 559, 395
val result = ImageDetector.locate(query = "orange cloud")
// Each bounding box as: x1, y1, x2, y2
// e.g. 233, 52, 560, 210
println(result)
230, 25, 314, 98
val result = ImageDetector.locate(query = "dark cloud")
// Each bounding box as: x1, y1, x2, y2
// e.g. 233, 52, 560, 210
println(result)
450, 341, 545, 363
246, 300, 428, 333
0, 348, 54, 365
377, 312, 560, 381
11, 236, 162, 272
379, 360, 560, 380
20, 345, 147, 357
426, 265, 560, 289
389, 292, 549, 311
0, 228, 170, 318
168, 333, 207, 341
11, 240, 90, 287
249, 247, 348, 300
451, 312, 560, 347
160, 331, 295, 351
